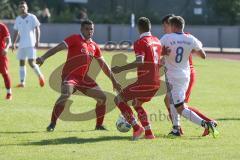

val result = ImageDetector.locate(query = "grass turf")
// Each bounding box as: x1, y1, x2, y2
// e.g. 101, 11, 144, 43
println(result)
0, 50, 239, 160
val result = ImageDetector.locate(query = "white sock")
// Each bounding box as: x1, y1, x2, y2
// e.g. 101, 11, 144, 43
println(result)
7, 89, 12, 94
32, 63, 43, 77
170, 104, 181, 127
19, 66, 26, 84
182, 108, 204, 127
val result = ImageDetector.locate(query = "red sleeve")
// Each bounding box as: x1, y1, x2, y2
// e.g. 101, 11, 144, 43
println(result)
63, 35, 77, 48
94, 44, 102, 58
1, 24, 10, 38
134, 40, 145, 57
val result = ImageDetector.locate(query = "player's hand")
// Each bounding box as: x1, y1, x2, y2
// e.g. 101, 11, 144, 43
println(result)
36, 57, 44, 66
1, 49, 8, 56
162, 45, 171, 56
112, 66, 122, 74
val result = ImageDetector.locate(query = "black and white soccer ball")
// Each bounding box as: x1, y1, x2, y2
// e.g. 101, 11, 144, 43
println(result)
116, 115, 132, 133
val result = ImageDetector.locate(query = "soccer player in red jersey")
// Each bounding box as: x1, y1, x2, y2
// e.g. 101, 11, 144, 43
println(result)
0, 22, 12, 100
36, 19, 121, 131
112, 17, 162, 140
161, 14, 217, 136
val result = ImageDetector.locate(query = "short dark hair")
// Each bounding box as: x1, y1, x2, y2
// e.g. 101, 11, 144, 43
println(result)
169, 16, 185, 29
137, 17, 151, 32
161, 14, 175, 24
19, 1, 27, 5
81, 19, 94, 27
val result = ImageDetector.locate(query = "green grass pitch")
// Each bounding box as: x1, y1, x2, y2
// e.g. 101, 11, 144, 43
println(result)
0, 50, 239, 160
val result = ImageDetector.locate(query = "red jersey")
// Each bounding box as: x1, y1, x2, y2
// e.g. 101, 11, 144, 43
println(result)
134, 32, 162, 84
62, 34, 102, 78
0, 23, 10, 54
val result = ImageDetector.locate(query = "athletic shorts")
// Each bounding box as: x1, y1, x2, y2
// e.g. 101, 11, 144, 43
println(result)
0, 56, 8, 74
62, 74, 97, 92
17, 47, 36, 60
166, 76, 189, 105
121, 81, 160, 103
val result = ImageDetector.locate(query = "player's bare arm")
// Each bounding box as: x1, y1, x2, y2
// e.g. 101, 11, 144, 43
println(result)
12, 30, 19, 51
96, 57, 122, 92
36, 42, 67, 66
112, 56, 144, 74
35, 26, 40, 48
1, 36, 11, 56
192, 49, 206, 59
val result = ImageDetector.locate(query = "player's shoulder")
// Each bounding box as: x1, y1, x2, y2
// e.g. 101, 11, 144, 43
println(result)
185, 33, 201, 43
151, 35, 160, 41
28, 13, 37, 18
0, 23, 6, 28
15, 16, 21, 21
160, 33, 173, 41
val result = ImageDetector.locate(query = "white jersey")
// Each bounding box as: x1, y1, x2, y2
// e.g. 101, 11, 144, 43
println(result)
160, 32, 202, 79
14, 13, 40, 49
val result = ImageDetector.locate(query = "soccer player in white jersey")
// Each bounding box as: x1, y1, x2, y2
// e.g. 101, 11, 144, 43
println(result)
160, 16, 219, 138
12, 1, 44, 87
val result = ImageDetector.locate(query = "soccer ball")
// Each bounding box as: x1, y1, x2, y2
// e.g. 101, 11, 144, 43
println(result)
116, 115, 132, 133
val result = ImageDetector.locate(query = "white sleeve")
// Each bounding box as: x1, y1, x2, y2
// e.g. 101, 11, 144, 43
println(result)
32, 14, 40, 28
191, 35, 203, 51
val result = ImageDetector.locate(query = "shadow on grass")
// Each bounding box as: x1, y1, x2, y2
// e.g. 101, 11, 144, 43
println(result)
0, 131, 43, 134
21, 136, 131, 145
216, 118, 240, 121
0, 129, 106, 134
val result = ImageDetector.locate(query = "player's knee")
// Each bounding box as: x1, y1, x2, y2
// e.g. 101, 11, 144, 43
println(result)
114, 95, 121, 105
175, 102, 184, 114
97, 94, 106, 105
60, 93, 71, 100
28, 61, 34, 68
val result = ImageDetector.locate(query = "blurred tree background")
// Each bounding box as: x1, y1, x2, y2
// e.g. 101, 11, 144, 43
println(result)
0, 0, 239, 25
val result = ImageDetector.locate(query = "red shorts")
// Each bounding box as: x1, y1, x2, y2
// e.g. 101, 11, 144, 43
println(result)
121, 81, 160, 103
62, 74, 97, 92
185, 68, 196, 103
0, 56, 8, 74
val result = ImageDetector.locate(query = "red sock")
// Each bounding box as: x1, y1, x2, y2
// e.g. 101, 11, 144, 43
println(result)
2, 73, 11, 89
188, 106, 212, 122
117, 102, 140, 131
51, 104, 65, 124
134, 105, 153, 136
95, 104, 106, 126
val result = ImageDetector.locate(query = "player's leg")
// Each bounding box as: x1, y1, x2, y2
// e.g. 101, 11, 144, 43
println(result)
175, 103, 219, 138
114, 94, 144, 140
16, 48, 27, 87
17, 60, 26, 87
185, 68, 216, 136
28, 59, 45, 87
0, 57, 12, 99
133, 99, 155, 139
47, 83, 74, 131
81, 85, 107, 130
27, 47, 44, 87
164, 95, 172, 122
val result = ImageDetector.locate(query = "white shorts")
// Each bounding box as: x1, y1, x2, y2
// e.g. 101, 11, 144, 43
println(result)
17, 47, 36, 60
166, 76, 189, 105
